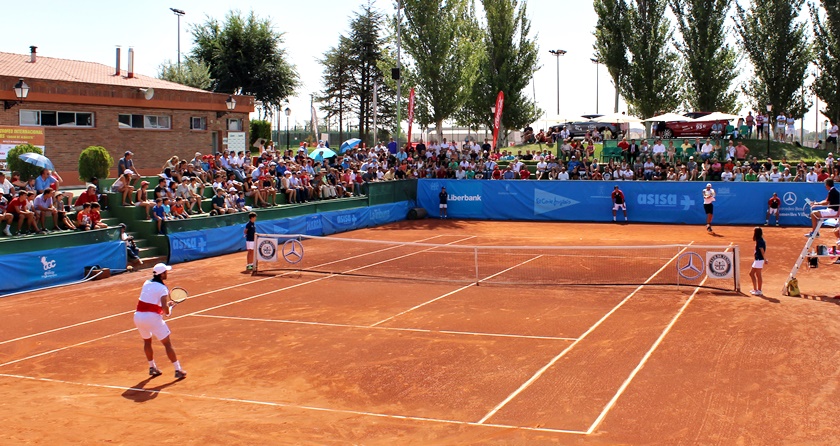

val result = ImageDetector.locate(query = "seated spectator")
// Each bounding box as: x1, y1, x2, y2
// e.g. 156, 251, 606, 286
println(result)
0, 172, 15, 200
243, 176, 267, 208
89, 202, 108, 229
150, 198, 166, 234
211, 188, 235, 215
134, 181, 155, 220
34, 189, 73, 231
118, 223, 142, 266
111, 172, 135, 206
171, 197, 190, 219
7, 190, 40, 234
225, 187, 241, 211
74, 185, 99, 211
519, 166, 531, 180
0, 194, 13, 236
175, 178, 201, 214
76, 202, 93, 231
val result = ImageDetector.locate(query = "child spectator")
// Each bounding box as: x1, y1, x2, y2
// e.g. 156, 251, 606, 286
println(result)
89, 202, 108, 229
76, 202, 93, 231
151, 198, 166, 234
171, 197, 189, 219
244, 212, 257, 270
0, 194, 13, 236
161, 197, 174, 220
7, 190, 41, 234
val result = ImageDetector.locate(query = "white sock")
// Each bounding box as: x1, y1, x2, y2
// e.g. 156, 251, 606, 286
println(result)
173, 360, 182, 371
613, 216, 616, 221
149, 360, 157, 368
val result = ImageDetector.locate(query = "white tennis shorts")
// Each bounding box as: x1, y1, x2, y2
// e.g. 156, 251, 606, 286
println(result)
134, 311, 171, 340
613, 203, 626, 211
439, 204, 447, 209
751, 260, 765, 269
246, 241, 255, 250
816, 209, 839, 218
768, 208, 778, 215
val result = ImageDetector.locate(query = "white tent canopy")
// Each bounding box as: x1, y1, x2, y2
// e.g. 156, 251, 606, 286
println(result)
693, 112, 740, 121
591, 112, 643, 124
642, 112, 695, 122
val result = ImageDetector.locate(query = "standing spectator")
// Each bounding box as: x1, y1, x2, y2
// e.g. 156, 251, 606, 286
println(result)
749, 227, 767, 296
775, 112, 786, 142
827, 121, 838, 151
786, 114, 796, 143
244, 212, 257, 270
745, 111, 754, 138
612, 185, 627, 222
118, 151, 141, 187
766, 192, 781, 226
703, 183, 716, 233
755, 113, 765, 139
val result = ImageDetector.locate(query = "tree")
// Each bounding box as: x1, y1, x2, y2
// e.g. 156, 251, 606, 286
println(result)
318, 36, 356, 144
157, 57, 214, 90
461, 0, 541, 144
347, 2, 390, 143
669, 0, 738, 112
734, 0, 812, 118
593, 0, 629, 113
401, 0, 480, 143
810, 1, 840, 123
191, 10, 299, 113
78, 146, 113, 182
6, 144, 43, 181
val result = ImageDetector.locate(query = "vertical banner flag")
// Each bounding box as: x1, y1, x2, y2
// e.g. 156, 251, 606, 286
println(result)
407, 87, 416, 144
372, 82, 378, 144
492, 91, 505, 151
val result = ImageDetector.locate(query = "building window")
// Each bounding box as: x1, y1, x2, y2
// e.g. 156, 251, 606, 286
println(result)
119, 114, 171, 129
227, 118, 242, 131
20, 110, 94, 127
191, 117, 207, 130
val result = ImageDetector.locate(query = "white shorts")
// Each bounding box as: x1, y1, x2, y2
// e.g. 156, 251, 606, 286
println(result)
134, 311, 171, 341
751, 260, 765, 269
246, 241, 255, 250
816, 209, 839, 219
439, 204, 447, 209
768, 208, 778, 215
613, 203, 626, 211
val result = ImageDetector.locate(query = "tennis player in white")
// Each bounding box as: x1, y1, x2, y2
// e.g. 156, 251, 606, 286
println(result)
703, 183, 716, 233
134, 263, 186, 379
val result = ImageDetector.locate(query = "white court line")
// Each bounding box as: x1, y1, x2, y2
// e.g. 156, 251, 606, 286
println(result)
585, 243, 733, 434
0, 372, 588, 435
0, 235, 473, 368
370, 255, 544, 327
476, 245, 693, 425
191, 313, 578, 342
0, 234, 448, 347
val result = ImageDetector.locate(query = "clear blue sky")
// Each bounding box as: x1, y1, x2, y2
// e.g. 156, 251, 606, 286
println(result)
0, 0, 825, 133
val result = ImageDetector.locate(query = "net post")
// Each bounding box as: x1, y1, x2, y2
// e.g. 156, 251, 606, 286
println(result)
252, 233, 262, 275
733, 245, 740, 292
474, 247, 480, 286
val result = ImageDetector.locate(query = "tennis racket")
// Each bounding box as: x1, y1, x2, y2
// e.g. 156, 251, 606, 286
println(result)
169, 287, 189, 307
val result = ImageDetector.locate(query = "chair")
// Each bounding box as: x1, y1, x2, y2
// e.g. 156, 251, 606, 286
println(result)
683, 147, 696, 161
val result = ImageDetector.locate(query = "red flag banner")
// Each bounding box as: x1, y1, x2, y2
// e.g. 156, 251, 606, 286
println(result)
407, 88, 416, 144
492, 91, 505, 151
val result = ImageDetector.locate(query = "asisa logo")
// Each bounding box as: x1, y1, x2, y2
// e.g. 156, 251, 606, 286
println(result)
637, 194, 695, 211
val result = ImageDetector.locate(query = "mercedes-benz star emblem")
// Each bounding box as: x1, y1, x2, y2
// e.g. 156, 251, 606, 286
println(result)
783, 192, 797, 206
282, 239, 304, 264
677, 252, 704, 280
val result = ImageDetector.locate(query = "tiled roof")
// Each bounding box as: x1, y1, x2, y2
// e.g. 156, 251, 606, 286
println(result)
0, 51, 208, 93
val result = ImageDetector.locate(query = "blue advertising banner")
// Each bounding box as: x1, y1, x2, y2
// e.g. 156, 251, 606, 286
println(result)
169, 201, 414, 264
418, 179, 829, 226
0, 241, 126, 296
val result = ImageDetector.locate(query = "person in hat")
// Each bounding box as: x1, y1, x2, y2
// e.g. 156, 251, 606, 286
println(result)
703, 183, 716, 233
133, 263, 186, 379
612, 185, 627, 222
118, 151, 141, 187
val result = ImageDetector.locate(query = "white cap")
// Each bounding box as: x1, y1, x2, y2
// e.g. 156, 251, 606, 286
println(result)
706, 183, 712, 187
152, 263, 172, 275
124, 169, 134, 175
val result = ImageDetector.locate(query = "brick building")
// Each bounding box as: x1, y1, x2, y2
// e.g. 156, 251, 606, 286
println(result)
0, 47, 253, 184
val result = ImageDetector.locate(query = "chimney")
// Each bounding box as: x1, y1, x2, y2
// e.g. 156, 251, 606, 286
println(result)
115, 46, 121, 76
127, 47, 134, 79
29, 46, 37, 63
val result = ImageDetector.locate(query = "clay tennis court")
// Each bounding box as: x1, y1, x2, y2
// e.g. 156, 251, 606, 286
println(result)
2, 220, 839, 445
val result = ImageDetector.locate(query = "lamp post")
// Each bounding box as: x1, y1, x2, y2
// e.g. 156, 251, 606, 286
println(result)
169, 8, 185, 72
3, 78, 30, 110
490, 105, 496, 150
590, 58, 600, 114
825, 120, 829, 143
285, 107, 291, 151
766, 103, 772, 157
548, 49, 566, 115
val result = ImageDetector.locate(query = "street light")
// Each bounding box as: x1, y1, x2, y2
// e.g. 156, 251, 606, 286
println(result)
217, 95, 236, 118
169, 8, 185, 72
766, 103, 772, 157
285, 107, 291, 151
548, 49, 566, 115
3, 78, 30, 110
590, 58, 600, 114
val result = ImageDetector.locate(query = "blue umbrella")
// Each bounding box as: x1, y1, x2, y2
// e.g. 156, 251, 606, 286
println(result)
339, 138, 362, 154
18, 152, 54, 171
310, 147, 337, 161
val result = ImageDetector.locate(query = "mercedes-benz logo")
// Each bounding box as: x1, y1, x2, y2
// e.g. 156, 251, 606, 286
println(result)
282, 239, 304, 264
677, 252, 704, 280
783, 192, 797, 206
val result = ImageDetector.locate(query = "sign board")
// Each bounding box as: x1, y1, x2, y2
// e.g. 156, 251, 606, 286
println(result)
227, 132, 246, 153
0, 126, 46, 160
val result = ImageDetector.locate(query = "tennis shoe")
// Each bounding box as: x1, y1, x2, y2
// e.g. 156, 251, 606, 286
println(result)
804, 232, 820, 238
754, 290, 763, 296
149, 367, 162, 377
175, 370, 187, 380
2, 226, 11, 236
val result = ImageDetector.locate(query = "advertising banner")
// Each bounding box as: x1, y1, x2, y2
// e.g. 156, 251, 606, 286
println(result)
0, 241, 125, 295
0, 126, 45, 161
417, 179, 826, 226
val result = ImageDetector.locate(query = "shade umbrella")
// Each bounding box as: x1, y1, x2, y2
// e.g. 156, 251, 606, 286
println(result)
18, 152, 54, 171
545, 114, 588, 124
642, 112, 695, 122
339, 138, 361, 154
310, 147, 337, 161
693, 112, 740, 122
591, 112, 643, 124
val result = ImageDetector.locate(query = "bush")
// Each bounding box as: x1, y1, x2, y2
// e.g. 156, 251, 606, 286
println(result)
78, 146, 114, 182
250, 119, 271, 146
6, 144, 44, 181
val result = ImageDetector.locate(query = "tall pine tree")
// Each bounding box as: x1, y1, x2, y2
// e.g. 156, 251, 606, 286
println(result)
810, 0, 840, 123
734, 0, 811, 118
669, 0, 738, 112
593, 0, 629, 113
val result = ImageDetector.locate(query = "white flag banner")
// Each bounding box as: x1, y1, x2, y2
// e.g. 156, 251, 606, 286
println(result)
256, 238, 278, 263
706, 252, 734, 279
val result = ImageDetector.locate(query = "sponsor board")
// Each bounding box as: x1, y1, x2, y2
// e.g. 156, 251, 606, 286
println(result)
534, 189, 579, 215
257, 238, 278, 262
706, 252, 734, 279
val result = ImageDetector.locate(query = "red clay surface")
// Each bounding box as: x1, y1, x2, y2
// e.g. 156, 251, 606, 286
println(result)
1, 220, 839, 445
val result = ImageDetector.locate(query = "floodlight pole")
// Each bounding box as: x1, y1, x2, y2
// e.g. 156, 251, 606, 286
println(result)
170, 8, 185, 71
549, 50, 566, 116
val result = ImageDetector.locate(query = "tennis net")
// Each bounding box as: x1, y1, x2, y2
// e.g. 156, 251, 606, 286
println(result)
252, 234, 740, 291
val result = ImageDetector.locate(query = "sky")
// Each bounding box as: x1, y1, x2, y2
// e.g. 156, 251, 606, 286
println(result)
0, 0, 827, 133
